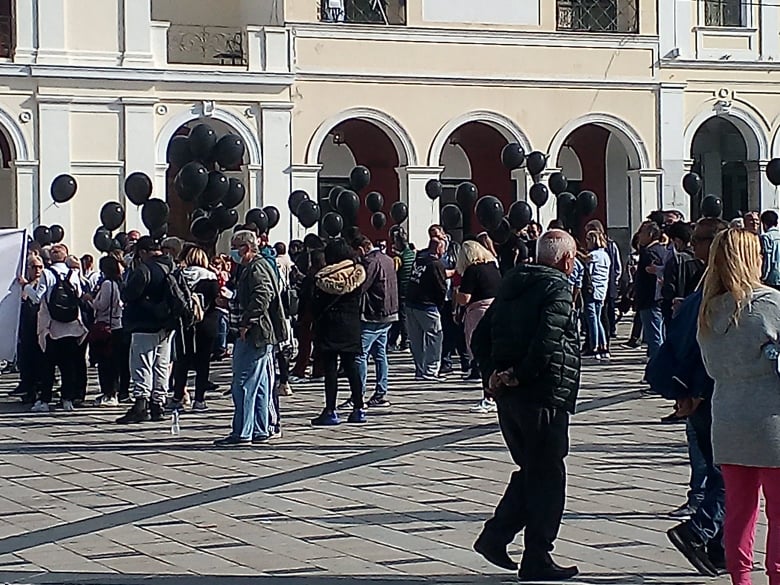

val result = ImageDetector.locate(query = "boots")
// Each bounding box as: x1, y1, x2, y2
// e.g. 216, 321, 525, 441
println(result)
150, 401, 165, 422
116, 397, 150, 424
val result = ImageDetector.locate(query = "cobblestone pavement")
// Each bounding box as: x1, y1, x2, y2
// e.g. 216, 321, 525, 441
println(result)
0, 335, 755, 584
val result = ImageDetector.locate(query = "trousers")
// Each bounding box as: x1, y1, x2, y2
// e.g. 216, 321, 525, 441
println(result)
406, 306, 443, 378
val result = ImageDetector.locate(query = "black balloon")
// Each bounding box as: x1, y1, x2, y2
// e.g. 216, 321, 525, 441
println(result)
440, 204, 462, 231
349, 166, 371, 191
177, 162, 209, 202
222, 178, 246, 209
508, 201, 533, 230
200, 171, 229, 207
141, 199, 170, 231
115, 231, 129, 250
391, 201, 408, 224
425, 179, 443, 201
456, 182, 478, 210
371, 212, 387, 230
189, 124, 217, 160
190, 216, 218, 242
150, 223, 168, 241
526, 151, 547, 176
167, 136, 193, 168
125, 172, 153, 206
328, 186, 344, 210
191, 208, 208, 222
682, 172, 703, 196
475, 196, 505, 231
211, 205, 239, 231
365, 191, 384, 213
489, 218, 512, 245
556, 191, 577, 214
577, 190, 598, 216
214, 134, 246, 168
529, 183, 550, 208
100, 202, 125, 231
246, 208, 269, 234
548, 172, 568, 196
337, 190, 360, 220
264, 206, 280, 230
49, 224, 65, 244
701, 194, 723, 218
51, 174, 77, 204
297, 200, 321, 228
93, 228, 112, 253
33, 225, 52, 246
322, 212, 344, 237
501, 143, 526, 171
288, 190, 310, 216
767, 159, 780, 186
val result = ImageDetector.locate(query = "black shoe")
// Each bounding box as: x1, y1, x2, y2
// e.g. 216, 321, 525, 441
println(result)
624, 338, 641, 348
519, 560, 579, 582
10, 385, 26, 396
667, 523, 719, 577
150, 401, 165, 422
214, 435, 252, 447
661, 411, 686, 424
366, 394, 391, 408
439, 364, 454, 375
116, 398, 150, 424
473, 532, 516, 571
707, 543, 727, 575
464, 369, 482, 381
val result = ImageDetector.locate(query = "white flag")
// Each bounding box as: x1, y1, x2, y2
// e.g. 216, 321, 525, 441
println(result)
0, 228, 26, 361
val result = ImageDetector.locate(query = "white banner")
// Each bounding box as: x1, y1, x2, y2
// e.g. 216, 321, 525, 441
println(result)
0, 229, 26, 361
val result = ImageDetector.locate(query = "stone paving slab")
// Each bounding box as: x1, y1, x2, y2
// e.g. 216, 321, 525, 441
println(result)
0, 332, 759, 584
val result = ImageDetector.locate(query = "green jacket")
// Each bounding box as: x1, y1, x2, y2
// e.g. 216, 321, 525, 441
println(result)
236, 255, 287, 348
472, 264, 581, 413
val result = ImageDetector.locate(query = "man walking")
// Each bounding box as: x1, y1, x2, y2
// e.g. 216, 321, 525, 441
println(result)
405, 237, 447, 381
471, 229, 581, 582
389, 228, 415, 352
350, 235, 398, 408
215, 231, 286, 447
760, 210, 780, 290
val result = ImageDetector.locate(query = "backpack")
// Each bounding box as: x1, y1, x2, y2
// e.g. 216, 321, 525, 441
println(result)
159, 264, 203, 329
47, 269, 80, 323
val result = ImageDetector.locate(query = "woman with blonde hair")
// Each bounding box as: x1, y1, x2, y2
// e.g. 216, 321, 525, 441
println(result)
583, 230, 612, 359
697, 228, 780, 585
455, 240, 502, 414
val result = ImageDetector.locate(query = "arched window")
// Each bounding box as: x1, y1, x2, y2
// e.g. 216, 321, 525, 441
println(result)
557, 0, 638, 33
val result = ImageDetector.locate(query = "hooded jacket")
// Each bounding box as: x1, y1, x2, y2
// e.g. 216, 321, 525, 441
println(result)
471, 264, 580, 413
313, 259, 367, 353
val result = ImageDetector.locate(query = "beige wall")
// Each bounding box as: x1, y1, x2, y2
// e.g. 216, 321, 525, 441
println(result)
152, 0, 281, 27
66, 0, 119, 53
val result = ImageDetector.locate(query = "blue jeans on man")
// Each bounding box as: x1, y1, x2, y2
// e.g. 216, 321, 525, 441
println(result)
639, 305, 665, 361
357, 322, 391, 399
687, 401, 725, 547
230, 340, 274, 441
686, 418, 707, 510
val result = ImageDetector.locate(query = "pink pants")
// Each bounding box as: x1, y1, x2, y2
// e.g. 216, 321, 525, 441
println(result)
722, 464, 780, 585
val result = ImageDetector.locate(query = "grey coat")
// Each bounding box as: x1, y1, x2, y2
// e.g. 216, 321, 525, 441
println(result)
698, 287, 780, 468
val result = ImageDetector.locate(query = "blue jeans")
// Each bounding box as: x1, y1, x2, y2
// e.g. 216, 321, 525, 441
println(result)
584, 300, 607, 351
688, 402, 725, 545
230, 340, 274, 441
357, 322, 391, 398
639, 306, 664, 361
216, 312, 228, 351
686, 418, 707, 509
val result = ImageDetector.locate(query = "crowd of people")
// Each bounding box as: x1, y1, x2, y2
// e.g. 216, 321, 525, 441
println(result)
7, 205, 780, 584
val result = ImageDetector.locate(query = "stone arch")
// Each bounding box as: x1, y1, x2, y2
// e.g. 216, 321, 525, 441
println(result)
0, 106, 31, 162
685, 106, 768, 163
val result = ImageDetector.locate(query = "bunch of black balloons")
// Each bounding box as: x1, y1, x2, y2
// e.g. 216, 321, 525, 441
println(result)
682, 171, 723, 219
32, 224, 65, 247
166, 123, 249, 243
243, 206, 281, 237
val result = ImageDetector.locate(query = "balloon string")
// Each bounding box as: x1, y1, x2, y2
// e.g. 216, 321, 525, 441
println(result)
27, 201, 60, 229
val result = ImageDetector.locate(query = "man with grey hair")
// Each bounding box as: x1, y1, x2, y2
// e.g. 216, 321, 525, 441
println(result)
215, 230, 286, 447
471, 229, 581, 582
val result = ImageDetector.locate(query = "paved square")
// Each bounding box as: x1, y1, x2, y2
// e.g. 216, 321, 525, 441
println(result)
0, 337, 755, 584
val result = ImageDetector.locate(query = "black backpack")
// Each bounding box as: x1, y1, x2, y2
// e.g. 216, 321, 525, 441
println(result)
47, 269, 80, 323
159, 264, 201, 330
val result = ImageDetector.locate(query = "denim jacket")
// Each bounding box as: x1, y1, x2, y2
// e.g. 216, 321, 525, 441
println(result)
760, 227, 780, 286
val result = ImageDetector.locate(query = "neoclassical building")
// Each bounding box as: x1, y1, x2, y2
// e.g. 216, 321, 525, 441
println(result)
0, 0, 779, 253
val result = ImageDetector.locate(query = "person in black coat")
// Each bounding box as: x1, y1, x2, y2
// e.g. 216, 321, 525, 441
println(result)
310, 238, 367, 427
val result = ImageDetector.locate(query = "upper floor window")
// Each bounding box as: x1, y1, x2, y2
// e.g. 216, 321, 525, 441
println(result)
557, 0, 639, 33
0, 0, 13, 58
703, 0, 745, 26
320, 0, 406, 25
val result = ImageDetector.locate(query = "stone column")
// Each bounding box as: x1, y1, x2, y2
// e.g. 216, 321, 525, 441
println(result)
122, 98, 157, 232
638, 169, 664, 221
260, 102, 293, 238
37, 99, 71, 236
288, 164, 322, 239
14, 0, 36, 64
536, 169, 559, 228
397, 166, 443, 248
36, 0, 68, 65
659, 83, 687, 213
13, 161, 38, 231
122, 0, 154, 67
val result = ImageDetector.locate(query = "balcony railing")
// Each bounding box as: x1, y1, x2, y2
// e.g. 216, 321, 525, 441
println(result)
167, 24, 247, 66
0, 14, 13, 58
318, 0, 406, 25
557, 0, 639, 33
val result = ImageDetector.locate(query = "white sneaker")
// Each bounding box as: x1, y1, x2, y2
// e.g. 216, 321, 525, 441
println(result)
95, 394, 119, 407
62, 400, 74, 412
192, 400, 208, 412
31, 401, 50, 413
600, 352, 612, 361
470, 398, 497, 414
277, 382, 293, 397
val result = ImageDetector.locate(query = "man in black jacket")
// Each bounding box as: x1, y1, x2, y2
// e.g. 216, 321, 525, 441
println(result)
471, 229, 581, 582
405, 237, 447, 380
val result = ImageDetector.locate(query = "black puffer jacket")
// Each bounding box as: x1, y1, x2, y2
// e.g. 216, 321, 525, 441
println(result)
471, 264, 581, 413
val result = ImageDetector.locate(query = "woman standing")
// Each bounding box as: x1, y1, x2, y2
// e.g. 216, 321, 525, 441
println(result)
171, 246, 219, 412
583, 230, 612, 360
698, 228, 780, 585
89, 255, 123, 406
310, 239, 366, 426
454, 240, 502, 415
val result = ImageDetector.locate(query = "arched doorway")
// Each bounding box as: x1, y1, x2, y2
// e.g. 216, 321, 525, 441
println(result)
553, 121, 643, 253
317, 119, 406, 240
165, 118, 250, 240
690, 116, 758, 220
0, 129, 15, 228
